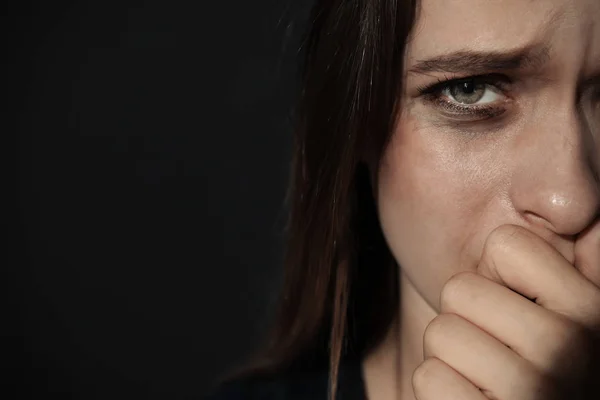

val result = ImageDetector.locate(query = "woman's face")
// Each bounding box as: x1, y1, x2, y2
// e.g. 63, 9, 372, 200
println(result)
377, 0, 600, 312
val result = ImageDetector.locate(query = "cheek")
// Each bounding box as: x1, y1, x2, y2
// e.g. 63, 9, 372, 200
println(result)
376, 117, 503, 308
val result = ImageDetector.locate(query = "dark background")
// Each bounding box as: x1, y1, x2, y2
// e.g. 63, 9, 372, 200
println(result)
8, 1, 311, 398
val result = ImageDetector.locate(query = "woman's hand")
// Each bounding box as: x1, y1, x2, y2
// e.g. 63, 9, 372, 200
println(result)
412, 224, 600, 400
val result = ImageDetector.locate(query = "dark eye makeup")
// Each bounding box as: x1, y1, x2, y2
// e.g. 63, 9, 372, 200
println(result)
416, 74, 513, 120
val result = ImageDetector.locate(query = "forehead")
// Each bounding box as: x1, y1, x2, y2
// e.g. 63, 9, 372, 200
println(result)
407, 0, 600, 71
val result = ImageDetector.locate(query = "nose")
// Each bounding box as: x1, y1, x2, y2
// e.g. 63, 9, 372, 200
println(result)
509, 103, 600, 238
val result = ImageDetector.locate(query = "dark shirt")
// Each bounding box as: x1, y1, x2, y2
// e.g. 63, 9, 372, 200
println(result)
205, 362, 367, 400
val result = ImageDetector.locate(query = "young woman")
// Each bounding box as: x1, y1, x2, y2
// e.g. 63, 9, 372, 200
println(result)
209, 0, 600, 399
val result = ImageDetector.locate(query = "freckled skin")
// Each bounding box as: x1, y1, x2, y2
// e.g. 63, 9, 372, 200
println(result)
365, 0, 600, 399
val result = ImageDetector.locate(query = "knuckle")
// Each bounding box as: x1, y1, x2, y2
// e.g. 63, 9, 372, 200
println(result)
423, 313, 461, 356
489, 224, 527, 244
423, 316, 443, 349
479, 224, 537, 280
412, 358, 444, 396
439, 271, 478, 312
482, 225, 522, 260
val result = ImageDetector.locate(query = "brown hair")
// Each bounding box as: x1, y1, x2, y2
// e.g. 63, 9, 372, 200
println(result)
244, 0, 418, 397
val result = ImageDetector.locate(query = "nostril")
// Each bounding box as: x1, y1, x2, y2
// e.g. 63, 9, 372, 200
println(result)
522, 210, 577, 255
523, 210, 557, 232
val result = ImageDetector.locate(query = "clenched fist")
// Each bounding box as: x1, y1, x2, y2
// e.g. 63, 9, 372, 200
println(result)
412, 224, 600, 400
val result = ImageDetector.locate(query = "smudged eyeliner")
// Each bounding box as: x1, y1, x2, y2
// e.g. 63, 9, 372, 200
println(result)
417, 74, 512, 120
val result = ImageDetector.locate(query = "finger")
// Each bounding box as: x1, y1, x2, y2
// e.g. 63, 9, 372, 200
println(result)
440, 271, 590, 381
412, 357, 488, 400
477, 224, 600, 328
574, 218, 600, 289
423, 313, 554, 400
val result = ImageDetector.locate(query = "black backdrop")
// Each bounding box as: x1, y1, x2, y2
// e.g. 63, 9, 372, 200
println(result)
8, 1, 310, 398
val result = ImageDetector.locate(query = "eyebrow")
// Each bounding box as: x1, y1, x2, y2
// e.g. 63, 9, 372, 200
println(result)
408, 44, 552, 75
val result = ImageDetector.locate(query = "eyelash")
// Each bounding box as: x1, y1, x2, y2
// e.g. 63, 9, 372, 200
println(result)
416, 74, 512, 119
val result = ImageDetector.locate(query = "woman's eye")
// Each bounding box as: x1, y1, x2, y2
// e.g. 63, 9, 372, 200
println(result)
443, 80, 503, 106
417, 75, 512, 120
